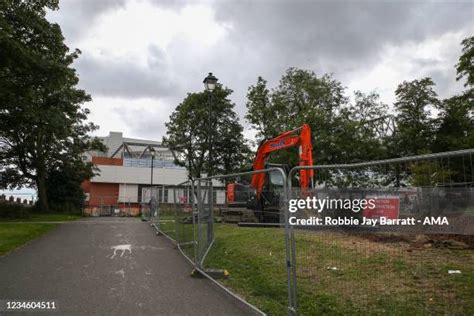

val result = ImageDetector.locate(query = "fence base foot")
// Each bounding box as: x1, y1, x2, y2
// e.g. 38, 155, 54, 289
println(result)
155, 231, 160, 235
191, 268, 229, 279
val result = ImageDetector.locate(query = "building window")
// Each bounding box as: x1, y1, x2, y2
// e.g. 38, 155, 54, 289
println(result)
123, 158, 184, 169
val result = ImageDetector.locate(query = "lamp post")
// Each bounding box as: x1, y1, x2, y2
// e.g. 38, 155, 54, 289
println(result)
203, 72, 218, 244
203, 72, 218, 176
150, 147, 156, 186
147, 147, 157, 221
150, 147, 156, 196
150, 147, 156, 187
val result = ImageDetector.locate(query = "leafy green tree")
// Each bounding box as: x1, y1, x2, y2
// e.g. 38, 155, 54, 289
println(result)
271, 68, 347, 134
163, 92, 208, 179
410, 161, 454, 187
245, 68, 349, 165
0, 0, 102, 212
393, 78, 438, 156
245, 77, 273, 140
433, 36, 473, 152
428, 37, 474, 184
346, 91, 391, 161
456, 36, 474, 90
163, 85, 250, 179
433, 95, 474, 152
350, 91, 389, 125
46, 159, 95, 213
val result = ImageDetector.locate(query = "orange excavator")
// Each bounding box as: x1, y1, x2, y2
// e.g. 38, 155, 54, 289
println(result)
223, 124, 314, 223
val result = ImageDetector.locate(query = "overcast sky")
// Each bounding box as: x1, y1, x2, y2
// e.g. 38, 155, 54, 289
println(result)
46, 0, 473, 142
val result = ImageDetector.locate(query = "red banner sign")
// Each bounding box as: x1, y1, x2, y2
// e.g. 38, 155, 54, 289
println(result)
363, 196, 400, 219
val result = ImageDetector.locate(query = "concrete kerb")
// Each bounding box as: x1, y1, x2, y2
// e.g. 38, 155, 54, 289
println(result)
173, 231, 265, 316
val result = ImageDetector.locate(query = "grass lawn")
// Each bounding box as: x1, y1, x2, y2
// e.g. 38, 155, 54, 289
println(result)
158, 219, 177, 238
1, 213, 82, 222
0, 223, 58, 255
205, 224, 474, 315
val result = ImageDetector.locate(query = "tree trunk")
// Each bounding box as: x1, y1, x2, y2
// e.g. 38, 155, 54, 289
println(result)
36, 167, 49, 212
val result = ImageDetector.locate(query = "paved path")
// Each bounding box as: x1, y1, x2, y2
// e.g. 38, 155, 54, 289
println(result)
0, 218, 252, 315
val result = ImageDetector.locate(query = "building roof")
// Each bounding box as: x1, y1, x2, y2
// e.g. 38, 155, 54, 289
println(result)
95, 132, 173, 160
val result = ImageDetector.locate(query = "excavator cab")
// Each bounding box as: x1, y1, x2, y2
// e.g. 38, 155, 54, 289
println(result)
223, 124, 314, 223
257, 165, 287, 222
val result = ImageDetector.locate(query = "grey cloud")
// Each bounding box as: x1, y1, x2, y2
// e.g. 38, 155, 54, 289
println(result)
75, 50, 179, 99
148, 0, 193, 11
53, 0, 193, 43
213, 1, 472, 74
52, 0, 126, 42
115, 107, 170, 140
428, 69, 465, 100
50, 0, 473, 139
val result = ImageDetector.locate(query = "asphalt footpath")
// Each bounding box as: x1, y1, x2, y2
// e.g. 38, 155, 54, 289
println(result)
0, 217, 254, 315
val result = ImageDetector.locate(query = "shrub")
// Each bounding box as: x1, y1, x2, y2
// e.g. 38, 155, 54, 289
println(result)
49, 201, 82, 215
0, 202, 31, 219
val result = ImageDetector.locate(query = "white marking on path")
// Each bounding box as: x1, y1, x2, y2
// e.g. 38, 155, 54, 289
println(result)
137, 245, 164, 251
110, 244, 132, 259
115, 269, 125, 278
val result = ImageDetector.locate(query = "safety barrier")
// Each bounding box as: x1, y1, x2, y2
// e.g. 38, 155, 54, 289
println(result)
144, 149, 474, 315
286, 149, 474, 315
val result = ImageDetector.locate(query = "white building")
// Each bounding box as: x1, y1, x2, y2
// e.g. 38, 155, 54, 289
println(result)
82, 131, 224, 215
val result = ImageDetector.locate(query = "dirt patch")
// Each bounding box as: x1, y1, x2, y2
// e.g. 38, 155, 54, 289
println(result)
425, 234, 474, 248
356, 232, 473, 250
359, 233, 412, 244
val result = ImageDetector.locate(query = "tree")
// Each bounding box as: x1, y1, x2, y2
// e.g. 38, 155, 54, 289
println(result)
456, 36, 474, 89
433, 95, 474, 152
245, 68, 360, 165
346, 91, 391, 161
163, 85, 250, 180
0, 0, 102, 212
433, 37, 474, 152
245, 77, 273, 140
393, 78, 438, 156
46, 159, 95, 213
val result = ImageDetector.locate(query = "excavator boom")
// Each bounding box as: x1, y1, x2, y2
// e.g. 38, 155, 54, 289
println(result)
251, 124, 314, 197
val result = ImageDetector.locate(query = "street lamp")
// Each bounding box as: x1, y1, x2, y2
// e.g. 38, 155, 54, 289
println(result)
150, 147, 156, 188
203, 72, 218, 176
142, 146, 156, 221
203, 72, 218, 244
203, 72, 218, 92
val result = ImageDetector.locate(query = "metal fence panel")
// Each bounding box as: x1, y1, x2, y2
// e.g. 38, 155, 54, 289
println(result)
143, 149, 474, 315
149, 170, 290, 314
173, 181, 196, 261
195, 168, 293, 315
287, 149, 474, 315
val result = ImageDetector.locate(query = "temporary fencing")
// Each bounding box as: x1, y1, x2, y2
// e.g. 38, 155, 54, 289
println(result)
143, 149, 474, 315
286, 149, 474, 315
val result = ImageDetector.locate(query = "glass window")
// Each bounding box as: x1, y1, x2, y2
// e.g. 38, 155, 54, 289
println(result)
269, 171, 285, 186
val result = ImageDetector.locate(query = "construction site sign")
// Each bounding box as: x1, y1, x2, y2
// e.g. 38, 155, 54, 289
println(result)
362, 195, 400, 219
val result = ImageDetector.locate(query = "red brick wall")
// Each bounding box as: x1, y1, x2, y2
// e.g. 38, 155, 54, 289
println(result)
81, 180, 91, 193
88, 183, 119, 206
81, 157, 123, 207
92, 157, 123, 166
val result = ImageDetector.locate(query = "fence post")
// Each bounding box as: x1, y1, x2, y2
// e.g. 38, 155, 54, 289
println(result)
191, 181, 199, 266
208, 179, 214, 245
196, 180, 202, 268
285, 168, 298, 315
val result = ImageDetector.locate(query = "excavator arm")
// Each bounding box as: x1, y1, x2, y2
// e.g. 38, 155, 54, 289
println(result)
251, 124, 314, 197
